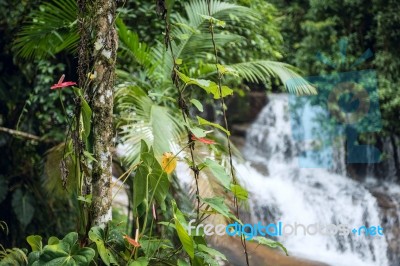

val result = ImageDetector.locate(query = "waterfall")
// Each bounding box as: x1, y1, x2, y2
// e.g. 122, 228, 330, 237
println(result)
235, 94, 400, 266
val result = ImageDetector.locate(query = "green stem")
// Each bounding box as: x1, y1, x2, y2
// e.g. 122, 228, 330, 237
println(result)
58, 90, 70, 124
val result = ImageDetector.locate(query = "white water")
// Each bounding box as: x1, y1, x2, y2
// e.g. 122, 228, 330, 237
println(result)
235, 94, 392, 266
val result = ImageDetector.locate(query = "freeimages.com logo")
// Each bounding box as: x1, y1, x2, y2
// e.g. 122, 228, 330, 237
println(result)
288, 38, 382, 168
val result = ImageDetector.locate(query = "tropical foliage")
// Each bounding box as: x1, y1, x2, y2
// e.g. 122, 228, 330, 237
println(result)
0, 0, 304, 265
6, 0, 399, 265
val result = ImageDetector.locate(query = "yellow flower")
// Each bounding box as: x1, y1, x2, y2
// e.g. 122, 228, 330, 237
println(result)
161, 152, 177, 174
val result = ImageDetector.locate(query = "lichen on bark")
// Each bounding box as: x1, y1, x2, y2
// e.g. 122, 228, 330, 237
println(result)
88, 0, 118, 228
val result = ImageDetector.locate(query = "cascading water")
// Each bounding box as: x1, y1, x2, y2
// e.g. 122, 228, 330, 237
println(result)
234, 94, 399, 266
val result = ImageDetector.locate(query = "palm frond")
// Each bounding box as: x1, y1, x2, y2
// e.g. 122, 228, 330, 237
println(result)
150, 0, 258, 85
116, 85, 185, 164
116, 18, 153, 69
228, 60, 317, 95
180, 33, 243, 59
183, 0, 259, 29
13, 0, 78, 59
175, 0, 257, 58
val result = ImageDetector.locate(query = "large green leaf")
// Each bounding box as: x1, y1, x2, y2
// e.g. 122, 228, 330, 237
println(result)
200, 197, 237, 221
176, 71, 233, 99
11, 189, 35, 228
129, 257, 148, 266
174, 217, 194, 259
197, 244, 226, 260
27, 235, 43, 252
133, 141, 169, 212
139, 238, 173, 258
190, 99, 204, 112
197, 116, 230, 136
144, 151, 169, 204
88, 227, 118, 266
171, 200, 188, 227
202, 159, 231, 189
177, 259, 190, 266
80, 97, 92, 141
28, 251, 41, 265
32, 232, 95, 266
171, 200, 194, 259
230, 184, 248, 200
252, 236, 288, 256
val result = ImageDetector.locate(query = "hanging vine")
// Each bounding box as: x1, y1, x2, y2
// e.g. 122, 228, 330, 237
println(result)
157, 0, 202, 220
156, 0, 252, 264
206, 0, 250, 264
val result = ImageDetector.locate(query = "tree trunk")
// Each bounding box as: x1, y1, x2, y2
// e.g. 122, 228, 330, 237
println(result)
90, 0, 118, 228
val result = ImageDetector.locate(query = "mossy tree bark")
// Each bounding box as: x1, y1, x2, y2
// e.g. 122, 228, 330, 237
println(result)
88, 0, 118, 228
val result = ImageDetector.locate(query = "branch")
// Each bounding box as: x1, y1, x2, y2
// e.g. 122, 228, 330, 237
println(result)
0, 126, 41, 141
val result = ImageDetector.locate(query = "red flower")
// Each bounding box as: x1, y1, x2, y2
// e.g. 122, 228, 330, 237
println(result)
51, 74, 77, 90
124, 232, 140, 248
191, 135, 216, 145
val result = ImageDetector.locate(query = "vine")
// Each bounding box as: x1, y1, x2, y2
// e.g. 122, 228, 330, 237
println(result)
158, 0, 202, 220
157, 0, 252, 264
206, 1, 250, 264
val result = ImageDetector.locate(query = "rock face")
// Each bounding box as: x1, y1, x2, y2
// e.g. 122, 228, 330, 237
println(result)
228, 91, 267, 150
227, 91, 267, 124
347, 135, 400, 183
340, 132, 400, 265
370, 188, 400, 266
